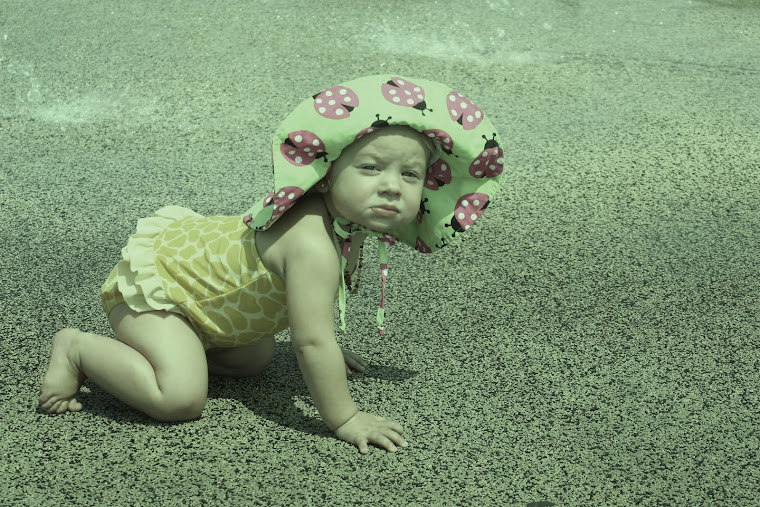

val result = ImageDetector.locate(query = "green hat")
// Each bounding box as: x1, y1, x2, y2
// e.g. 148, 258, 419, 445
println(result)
244, 75, 504, 335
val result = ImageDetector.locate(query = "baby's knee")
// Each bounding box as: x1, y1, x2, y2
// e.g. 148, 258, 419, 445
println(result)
149, 393, 206, 422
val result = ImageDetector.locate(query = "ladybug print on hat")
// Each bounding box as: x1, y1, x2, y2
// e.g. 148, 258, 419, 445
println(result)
469, 134, 505, 179
281, 130, 327, 167
445, 192, 490, 236
243, 190, 277, 226
355, 115, 393, 141
417, 198, 431, 223
314, 86, 360, 119
251, 186, 305, 228
423, 129, 454, 155
424, 158, 453, 191
414, 237, 433, 253
447, 90, 484, 130
382, 77, 432, 115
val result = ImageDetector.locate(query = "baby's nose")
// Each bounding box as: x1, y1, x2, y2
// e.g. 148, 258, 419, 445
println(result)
379, 173, 402, 193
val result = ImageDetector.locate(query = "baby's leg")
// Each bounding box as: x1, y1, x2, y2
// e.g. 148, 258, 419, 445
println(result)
40, 304, 208, 421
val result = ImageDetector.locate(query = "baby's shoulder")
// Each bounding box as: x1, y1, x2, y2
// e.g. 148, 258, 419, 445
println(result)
280, 194, 333, 246
260, 195, 337, 276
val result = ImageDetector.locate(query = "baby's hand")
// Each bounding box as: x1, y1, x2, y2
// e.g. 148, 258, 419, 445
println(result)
341, 348, 367, 376
334, 411, 408, 454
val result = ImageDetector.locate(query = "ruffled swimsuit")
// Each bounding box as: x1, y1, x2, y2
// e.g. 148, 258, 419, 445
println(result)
101, 206, 290, 350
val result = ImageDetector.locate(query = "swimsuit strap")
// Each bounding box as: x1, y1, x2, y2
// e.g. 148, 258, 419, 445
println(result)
332, 217, 397, 335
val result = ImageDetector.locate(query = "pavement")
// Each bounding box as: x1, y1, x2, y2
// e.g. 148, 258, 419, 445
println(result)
1, 0, 759, 505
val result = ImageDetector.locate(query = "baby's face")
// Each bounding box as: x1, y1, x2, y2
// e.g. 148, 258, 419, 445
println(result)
321, 126, 427, 232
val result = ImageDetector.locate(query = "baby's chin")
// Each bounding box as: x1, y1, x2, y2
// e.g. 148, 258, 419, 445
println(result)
358, 215, 415, 234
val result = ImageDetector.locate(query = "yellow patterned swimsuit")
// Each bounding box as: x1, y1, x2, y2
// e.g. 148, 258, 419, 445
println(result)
101, 206, 289, 350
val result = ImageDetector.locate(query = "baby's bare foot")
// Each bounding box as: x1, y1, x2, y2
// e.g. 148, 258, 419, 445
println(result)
39, 328, 86, 414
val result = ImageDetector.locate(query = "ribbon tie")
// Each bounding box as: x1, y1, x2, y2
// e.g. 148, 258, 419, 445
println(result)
332, 217, 397, 335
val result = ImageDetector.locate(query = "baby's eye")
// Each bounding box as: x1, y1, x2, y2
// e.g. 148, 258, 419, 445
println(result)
404, 171, 421, 178
361, 165, 380, 171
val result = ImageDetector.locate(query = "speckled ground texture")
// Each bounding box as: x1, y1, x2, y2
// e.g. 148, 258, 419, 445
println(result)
1, 0, 759, 505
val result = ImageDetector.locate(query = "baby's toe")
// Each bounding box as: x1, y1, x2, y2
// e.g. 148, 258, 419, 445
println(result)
39, 396, 55, 412
44, 399, 62, 414
39, 394, 52, 411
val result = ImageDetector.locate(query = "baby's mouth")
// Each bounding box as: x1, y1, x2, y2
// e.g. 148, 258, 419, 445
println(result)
371, 206, 400, 217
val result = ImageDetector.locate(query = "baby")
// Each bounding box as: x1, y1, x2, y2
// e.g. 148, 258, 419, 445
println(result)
39, 75, 504, 455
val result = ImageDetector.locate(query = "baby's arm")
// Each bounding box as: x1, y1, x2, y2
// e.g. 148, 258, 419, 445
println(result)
284, 229, 407, 453
286, 241, 358, 430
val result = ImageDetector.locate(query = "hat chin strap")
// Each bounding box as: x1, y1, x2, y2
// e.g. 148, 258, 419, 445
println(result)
331, 216, 397, 336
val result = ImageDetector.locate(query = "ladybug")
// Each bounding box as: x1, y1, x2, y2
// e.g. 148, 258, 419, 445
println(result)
258, 186, 305, 228
379, 233, 398, 248
355, 114, 393, 141
424, 159, 453, 191
422, 129, 454, 155
469, 134, 504, 178
243, 190, 280, 227
415, 237, 433, 253
280, 130, 327, 167
447, 90, 484, 130
313, 86, 360, 119
444, 193, 490, 236
416, 197, 431, 223
381, 77, 432, 115
434, 236, 450, 250
341, 235, 353, 258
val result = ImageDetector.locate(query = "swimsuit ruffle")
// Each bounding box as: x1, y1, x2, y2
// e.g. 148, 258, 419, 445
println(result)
114, 205, 202, 312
